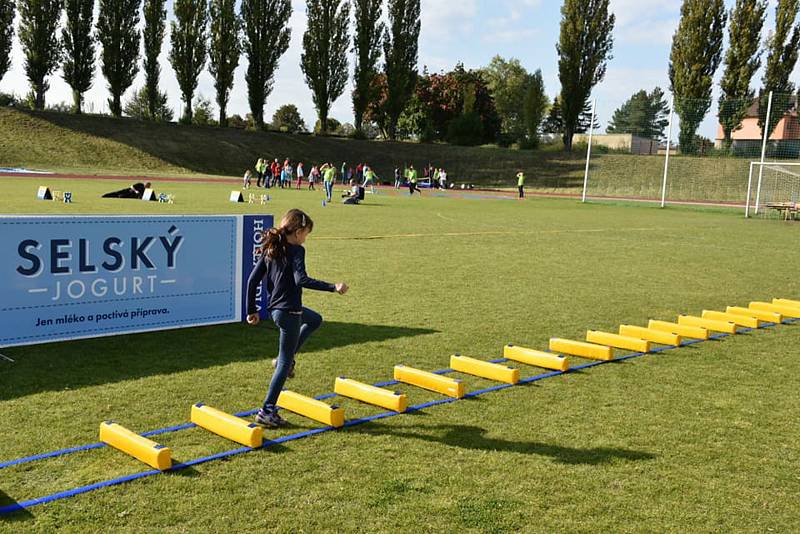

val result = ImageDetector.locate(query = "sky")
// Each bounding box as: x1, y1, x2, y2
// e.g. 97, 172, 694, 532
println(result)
2, 0, 799, 140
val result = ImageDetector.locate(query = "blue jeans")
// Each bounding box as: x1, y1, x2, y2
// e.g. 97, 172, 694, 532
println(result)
324, 181, 333, 201
262, 307, 323, 412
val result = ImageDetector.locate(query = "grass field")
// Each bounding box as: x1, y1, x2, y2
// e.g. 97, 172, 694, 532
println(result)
1, 175, 799, 532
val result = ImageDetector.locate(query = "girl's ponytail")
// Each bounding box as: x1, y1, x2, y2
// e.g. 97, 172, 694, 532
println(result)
261, 227, 287, 261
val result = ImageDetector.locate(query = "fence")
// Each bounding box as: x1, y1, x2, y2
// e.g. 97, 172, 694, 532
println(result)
580, 91, 800, 215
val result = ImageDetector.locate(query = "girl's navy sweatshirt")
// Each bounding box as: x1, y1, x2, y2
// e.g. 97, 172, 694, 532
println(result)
246, 244, 335, 314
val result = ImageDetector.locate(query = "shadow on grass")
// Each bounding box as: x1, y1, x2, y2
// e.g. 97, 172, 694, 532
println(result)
0, 322, 437, 400
0, 488, 33, 521
352, 424, 656, 465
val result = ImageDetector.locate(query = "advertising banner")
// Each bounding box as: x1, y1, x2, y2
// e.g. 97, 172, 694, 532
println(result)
0, 214, 272, 347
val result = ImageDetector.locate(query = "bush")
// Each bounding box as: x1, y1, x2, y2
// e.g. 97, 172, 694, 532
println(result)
272, 104, 307, 133
446, 112, 484, 146
123, 87, 175, 122
0, 92, 18, 106
227, 114, 247, 129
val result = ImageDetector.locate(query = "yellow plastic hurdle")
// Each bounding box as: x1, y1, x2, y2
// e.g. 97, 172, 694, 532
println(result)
549, 338, 614, 361
334, 377, 408, 412
726, 306, 781, 323
678, 315, 738, 334
191, 404, 263, 448
619, 325, 681, 347
394, 365, 466, 398
648, 320, 709, 340
277, 391, 346, 428
702, 310, 760, 328
503, 344, 569, 372
750, 301, 800, 318
450, 354, 520, 384
99, 421, 172, 471
586, 330, 651, 353
773, 298, 800, 308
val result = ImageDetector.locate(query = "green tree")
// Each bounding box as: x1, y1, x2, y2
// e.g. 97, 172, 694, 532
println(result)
142, 0, 167, 120
97, 0, 141, 116
718, 0, 767, 149
352, 0, 385, 133
192, 94, 216, 125
61, 0, 95, 113
170, 0, 209, 124
272, 103, 307, 132
124, 85, 174, 121
209, 0, 241, 126
606, 87, 670, 139
542, 95, 563, 134
241, 0, 292, 128
18, 0, 63, 110
759, 0, 800, 135
0, 0, 16, 83
382, 0, 420, 140
314, 117, 341, 133
669, 0, 726, 155
301, 0, 350, 134
557, 0, 615, 151
481, 55, 533, 141
522, 69, 548, 148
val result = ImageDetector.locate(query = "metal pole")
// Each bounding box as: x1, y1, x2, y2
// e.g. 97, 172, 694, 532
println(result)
661, 97, 675, 208
755, 91, 773, 215
581, 98, 597, 203
0, 353, 14, 363
745, 161, 754, 218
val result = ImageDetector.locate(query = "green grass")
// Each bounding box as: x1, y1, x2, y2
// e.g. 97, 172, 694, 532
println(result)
1, 107, 761, 202
0, 176, 799, 532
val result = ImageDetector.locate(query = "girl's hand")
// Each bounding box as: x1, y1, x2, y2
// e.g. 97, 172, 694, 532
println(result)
247, 313, 260, 325
335, 283, 349, 295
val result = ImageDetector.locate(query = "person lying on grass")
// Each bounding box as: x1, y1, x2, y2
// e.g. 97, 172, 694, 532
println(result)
245, 209, 349, 428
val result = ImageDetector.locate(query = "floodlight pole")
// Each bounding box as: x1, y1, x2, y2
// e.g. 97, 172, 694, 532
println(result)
661, 97, 675, 208
581, 98, 597, 203
755, 91, 774, 215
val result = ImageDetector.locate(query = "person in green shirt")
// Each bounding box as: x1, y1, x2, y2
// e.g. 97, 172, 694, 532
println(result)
407, 165, 421, 196
321, 163, 336, 202
362, 164, 377, 195
516, 170, 525, 198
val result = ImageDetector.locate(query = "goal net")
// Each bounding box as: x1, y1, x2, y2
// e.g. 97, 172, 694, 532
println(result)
746, 161, 800, 217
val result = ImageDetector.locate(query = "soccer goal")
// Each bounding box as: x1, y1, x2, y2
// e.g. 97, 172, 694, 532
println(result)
745, 161, 800, 218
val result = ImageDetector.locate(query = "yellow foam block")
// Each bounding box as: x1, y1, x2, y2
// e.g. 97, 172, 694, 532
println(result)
702, 310, 760, 328
648, 320, 709, 340
773, 298, 800, 309
586, 330, 651, 353
450, 354, 520, 384
678, 315, 738, 334
750, 301, 800, 318
277, 391, 345, 428
394, 365, 465, 398
99, 421, 172, 471
549, 338, 614, 361
191, 403, 262, 448
726, 306, 781, 323
619, 325, 681, 347
503, 344, 569, 372
334, 377, 407, 412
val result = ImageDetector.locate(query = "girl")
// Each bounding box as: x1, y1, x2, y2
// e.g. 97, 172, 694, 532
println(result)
243, 169, 253, 189
246, 209, 348, 427
296, 162, 304, 189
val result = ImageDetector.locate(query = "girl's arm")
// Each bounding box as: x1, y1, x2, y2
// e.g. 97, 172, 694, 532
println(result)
246, 257, 268, 315
292, 247, 336, 292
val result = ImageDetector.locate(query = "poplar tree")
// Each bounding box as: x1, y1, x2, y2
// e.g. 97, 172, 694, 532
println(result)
61, 0, 95, 113
669, 0, 726, 155
522, 69, 548, 148
170, 0, 209, 124
142, 0, 167, 120
209, 0, 241, 126
719, 0, 767, 149
240, 0, 292, 128
97, 0, 141, 116
556, 0, 615, 151
301, 0, 350, 134
759, 0, 800, 136
0, 0, 14, 82
352, 0, 385, 133
18, 0, 63, 110
383, 0, 420, 140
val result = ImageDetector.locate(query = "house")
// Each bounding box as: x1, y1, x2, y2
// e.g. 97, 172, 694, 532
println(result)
715, 98, 800, 153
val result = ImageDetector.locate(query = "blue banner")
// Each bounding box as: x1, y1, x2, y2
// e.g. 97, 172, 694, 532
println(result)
0, 214, 273, 347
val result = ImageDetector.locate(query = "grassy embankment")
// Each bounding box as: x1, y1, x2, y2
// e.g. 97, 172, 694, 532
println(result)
0, 108, 755, 201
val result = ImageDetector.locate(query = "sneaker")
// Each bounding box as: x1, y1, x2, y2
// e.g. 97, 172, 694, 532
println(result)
271, 358, 296, 378
255, 409, 288, 428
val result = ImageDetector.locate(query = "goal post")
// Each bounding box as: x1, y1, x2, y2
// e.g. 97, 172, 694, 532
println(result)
746, 161, 800, 217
